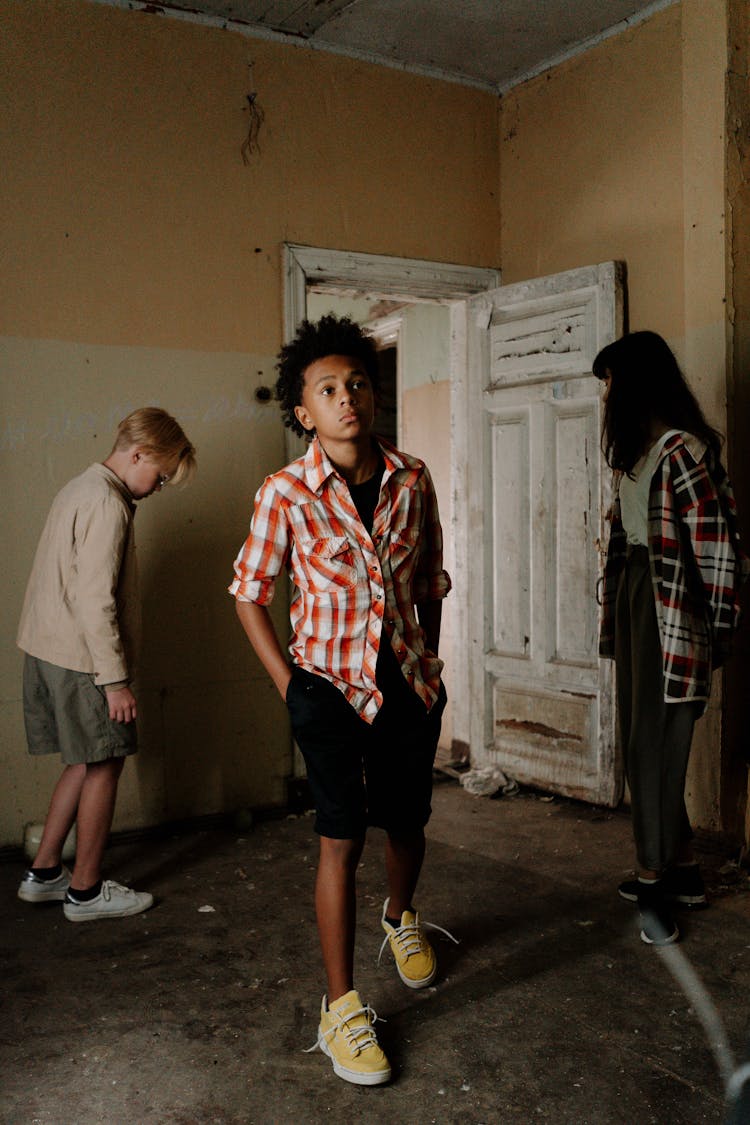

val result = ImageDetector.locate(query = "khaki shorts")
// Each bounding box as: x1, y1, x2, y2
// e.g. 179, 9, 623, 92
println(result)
23, 655, 137, 765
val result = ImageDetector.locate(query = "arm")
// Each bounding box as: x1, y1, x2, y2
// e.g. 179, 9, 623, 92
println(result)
75, 495, 133, 686
674, 455, 741, 652
235, 600, 293, 700
417, 599, 442, 656
412, 463, 452, 615
230, 476, 294, 699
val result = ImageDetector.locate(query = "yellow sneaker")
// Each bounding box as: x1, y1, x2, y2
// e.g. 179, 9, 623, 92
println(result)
312, 990, 391, 1086
378, 898, 458, 989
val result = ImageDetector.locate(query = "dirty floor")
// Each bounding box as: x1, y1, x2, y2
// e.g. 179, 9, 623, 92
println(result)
1, 779, 750, 1125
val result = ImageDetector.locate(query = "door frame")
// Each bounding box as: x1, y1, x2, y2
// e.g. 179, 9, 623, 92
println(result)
283, 242, 500, 765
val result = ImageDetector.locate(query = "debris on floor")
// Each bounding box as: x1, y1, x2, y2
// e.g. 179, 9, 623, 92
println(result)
459, 765, 519, 798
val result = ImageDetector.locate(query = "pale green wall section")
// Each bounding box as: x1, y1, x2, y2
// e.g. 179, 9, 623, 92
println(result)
1, 335, 291, 843
399, 305, 451, 393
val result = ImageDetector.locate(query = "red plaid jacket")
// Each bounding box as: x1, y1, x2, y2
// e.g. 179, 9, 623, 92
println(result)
600, 432, 748, 704
229, 437, 451, 723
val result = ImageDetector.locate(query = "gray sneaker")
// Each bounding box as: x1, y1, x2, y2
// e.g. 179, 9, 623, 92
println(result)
18, 865, 72, 903
63, 880, 153, 922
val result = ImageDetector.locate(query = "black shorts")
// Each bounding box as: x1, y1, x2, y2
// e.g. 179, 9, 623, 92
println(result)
285, 660, 446, 840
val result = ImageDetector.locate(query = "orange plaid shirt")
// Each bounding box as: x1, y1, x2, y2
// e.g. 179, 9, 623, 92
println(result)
229, 437, 451, 723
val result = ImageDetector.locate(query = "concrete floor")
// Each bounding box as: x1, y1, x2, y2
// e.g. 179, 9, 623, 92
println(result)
2, 778, 750, 1125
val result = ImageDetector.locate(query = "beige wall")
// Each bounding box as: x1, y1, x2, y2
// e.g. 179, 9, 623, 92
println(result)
499, 0, 745, 841
3, 0, 745, 848
0, 0, 500, 845
500, 4, 684, 333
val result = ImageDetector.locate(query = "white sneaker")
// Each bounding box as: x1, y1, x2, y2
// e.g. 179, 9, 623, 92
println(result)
17, 865, 72, 903
63, 880, 153, 922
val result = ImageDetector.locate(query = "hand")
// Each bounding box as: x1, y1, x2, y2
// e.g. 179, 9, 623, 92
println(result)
105, 685, 137, 723
279, 667, 294, 701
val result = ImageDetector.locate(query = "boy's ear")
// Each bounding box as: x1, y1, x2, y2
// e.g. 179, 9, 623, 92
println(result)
294, 404, 314, 433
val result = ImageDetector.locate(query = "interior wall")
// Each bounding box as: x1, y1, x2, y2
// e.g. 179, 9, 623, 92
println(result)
500, 4, 684, 333
725, 0, 750, 845
499, 0, 745, 841
0, 0, 500, 845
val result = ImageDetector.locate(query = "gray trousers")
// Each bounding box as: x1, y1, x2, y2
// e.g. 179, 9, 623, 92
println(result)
614, 546, 698, 872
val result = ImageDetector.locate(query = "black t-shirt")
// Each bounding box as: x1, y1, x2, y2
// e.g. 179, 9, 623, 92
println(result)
346, 453, 384, 534
346, 454, 408, 694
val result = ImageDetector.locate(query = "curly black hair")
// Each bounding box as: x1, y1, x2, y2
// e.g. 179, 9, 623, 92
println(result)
275, 314, 380, 439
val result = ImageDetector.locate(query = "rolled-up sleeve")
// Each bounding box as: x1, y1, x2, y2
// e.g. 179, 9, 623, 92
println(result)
229, 478, 289, 604
413, 466, 452, 603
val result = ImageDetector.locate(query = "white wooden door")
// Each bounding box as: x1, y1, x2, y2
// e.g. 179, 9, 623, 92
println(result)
464, 262, 624, 806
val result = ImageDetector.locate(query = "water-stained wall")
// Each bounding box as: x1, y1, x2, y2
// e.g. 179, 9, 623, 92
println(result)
0, 0, 500, 844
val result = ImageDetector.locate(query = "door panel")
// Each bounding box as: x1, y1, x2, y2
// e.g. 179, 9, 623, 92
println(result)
466, 262, 624, 806
490, 409, 531, 656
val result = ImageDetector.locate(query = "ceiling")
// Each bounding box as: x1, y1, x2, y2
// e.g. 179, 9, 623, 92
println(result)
100, 0, 674, 93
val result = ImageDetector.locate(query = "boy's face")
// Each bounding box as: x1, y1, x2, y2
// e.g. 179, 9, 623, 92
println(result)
294, 354, 375, 445
123, 449, 172, 499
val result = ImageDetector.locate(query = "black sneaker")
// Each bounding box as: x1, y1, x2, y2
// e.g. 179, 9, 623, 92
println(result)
618, 864, 707, 907
636, 880, 679, 945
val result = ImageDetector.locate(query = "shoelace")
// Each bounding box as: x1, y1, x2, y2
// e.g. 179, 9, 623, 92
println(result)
100, 881, 134, 901
305, 1001, 384, 1056
377, 915, 459, 966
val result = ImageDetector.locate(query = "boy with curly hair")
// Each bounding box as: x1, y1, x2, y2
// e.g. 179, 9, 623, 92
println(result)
229, 314, 453, 1085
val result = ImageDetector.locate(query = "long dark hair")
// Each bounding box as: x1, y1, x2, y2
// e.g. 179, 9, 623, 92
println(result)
593, 330, 722, 474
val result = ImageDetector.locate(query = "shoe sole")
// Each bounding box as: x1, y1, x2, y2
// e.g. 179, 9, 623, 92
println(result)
396, 963, 437, 989
640, 926, 679, 945
318, 1034, 391, 1085
619, 886, 708, 908
63, 900, 153, 922
17, 888, 69, 903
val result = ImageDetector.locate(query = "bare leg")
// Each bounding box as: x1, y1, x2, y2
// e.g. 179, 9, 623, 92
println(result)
32, 764, 87, 867
315, 835, 364, 1002
69, 758, 125, 890
385, 828, 426, 918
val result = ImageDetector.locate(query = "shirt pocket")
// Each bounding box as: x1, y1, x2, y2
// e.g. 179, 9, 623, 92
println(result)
295, 536, 358, 593
387, 527, 421, 585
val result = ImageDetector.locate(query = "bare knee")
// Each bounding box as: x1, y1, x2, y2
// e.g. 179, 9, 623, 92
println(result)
62, 762, 87, 782
319, 835, 365, 872
85, 757, 126, 782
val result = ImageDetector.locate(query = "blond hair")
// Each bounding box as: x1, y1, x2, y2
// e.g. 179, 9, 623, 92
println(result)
112, 408, 196, 485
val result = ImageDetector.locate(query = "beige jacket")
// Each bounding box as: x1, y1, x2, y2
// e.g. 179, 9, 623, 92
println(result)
17, 463, 141, 685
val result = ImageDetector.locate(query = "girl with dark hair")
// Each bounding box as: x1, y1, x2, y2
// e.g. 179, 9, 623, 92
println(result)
595, 331, 747, 945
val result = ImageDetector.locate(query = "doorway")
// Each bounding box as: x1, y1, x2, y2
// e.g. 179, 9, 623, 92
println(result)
284, 243, 499, 768
285, 245, 625, 806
